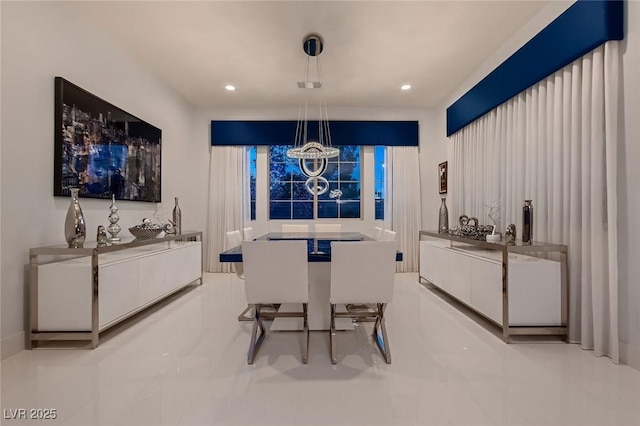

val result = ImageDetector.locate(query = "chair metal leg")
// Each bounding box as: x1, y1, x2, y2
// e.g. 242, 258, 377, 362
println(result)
237, 304, 254, 322
372, 303, 391, 364
247, 304, 266, 364
302, 303, 309, 364
239, 304, 280, 322
330, 304, 337, 364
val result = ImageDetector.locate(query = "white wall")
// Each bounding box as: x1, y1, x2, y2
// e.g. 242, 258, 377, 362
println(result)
193, 106, 442, 240
0, 2, 206, 358
436, 0, 640, 370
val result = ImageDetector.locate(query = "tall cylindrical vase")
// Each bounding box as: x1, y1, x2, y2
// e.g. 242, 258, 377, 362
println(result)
522, 200, 533, 244
438, 197, 449, 233
172, 197, 182, 235
65, 188, 86, 248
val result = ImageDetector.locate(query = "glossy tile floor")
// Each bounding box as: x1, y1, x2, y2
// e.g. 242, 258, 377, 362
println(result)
2, 272, 640, 426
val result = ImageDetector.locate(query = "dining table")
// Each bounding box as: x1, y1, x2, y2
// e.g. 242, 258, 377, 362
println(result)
219, 232, 403, 330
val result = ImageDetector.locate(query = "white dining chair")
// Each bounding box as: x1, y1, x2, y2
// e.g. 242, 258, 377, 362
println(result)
314, 223, 342, 233
281, 224, 309, 233
329, 240, 397, 364
373, 226, 383, 240
380, 229, 397, 241
243, 226, 255, 241
242, 240, 310, 364
226, 230, 255, 321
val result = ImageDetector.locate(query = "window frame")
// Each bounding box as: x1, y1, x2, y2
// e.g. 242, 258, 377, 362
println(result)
267, 145, 362, 220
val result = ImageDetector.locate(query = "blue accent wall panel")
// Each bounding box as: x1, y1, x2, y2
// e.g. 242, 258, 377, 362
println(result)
446, 0, 623, 136
211, 120, 418, 146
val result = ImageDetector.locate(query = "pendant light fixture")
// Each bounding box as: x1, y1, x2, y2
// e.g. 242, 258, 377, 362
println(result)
287, 34, 339, 165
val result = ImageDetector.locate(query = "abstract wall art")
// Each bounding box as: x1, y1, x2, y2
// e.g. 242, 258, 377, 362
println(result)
54, 77, 161, 202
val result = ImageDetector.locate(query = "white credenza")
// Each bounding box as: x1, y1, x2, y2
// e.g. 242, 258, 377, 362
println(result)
29, 231, 202, 348
419, 231, 567, 342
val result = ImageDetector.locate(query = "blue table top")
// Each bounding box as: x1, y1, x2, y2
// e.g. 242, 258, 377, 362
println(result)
219, 232, 403, 263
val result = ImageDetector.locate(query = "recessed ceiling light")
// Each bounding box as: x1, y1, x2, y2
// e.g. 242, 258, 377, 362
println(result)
225, 85, 236, 91
401, 84, 411, 91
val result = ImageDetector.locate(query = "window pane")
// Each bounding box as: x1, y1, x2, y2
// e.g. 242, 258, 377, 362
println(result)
270, 145, 290, 162
375, 200, 384, 220
270, 163, 289, 182
318, 201, 338, 218
323, 162, 338, 180
289, 164, 307, 182
270, 201, 291, 219
249, 146, 257, 220
339, 200, 361, 218
374, 182, 384, 196
318, 186, 334, 201
270, 182, 291, 200
293, 202, 313, 219
374, 146, 385, 220
339, 182, 360, 200
292, 182, 313, 200
339, 146, 360, 162
339, 162, 359, 181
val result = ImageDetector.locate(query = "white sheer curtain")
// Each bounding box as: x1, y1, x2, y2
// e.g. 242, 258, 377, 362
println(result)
386, 146, 422, 272
451, 41, 619, 361
206, 146, 250, 273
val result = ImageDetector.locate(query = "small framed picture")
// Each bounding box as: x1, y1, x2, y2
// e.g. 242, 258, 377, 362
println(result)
438, 161, 448, 194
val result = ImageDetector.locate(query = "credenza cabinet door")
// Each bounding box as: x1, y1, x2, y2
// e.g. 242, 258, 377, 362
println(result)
508, 255, 562, 326
446, 250, 472, 305
99, 260, 139, 329
38, 260, 92, 331
419, 242, 447, 287
138, 242, 201, 306
469, 256, 502, 324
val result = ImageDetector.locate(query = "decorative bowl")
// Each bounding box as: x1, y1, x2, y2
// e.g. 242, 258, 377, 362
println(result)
128, 225, 163, 240
448, 224, 494, 241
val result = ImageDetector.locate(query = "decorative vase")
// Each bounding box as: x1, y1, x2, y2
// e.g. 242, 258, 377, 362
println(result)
505, 223, 516, 244
65, 188, 86, 248
96, 225, 108, 247
107, 195, 121, 242
522, 200, 533, 244
438, 197, 449, 233
172, 197, 182, 235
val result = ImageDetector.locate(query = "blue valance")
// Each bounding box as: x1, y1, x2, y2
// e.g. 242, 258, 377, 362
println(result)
446, 0, 623, 136
211, 120, 419, 146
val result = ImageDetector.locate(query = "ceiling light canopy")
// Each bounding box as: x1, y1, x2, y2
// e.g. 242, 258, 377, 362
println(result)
401, 84, 412, 91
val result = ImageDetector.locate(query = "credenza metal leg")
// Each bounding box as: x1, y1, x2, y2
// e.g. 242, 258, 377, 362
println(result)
302, 303, 309, 364
91, 250, 100, 348
330, 304, 337, 364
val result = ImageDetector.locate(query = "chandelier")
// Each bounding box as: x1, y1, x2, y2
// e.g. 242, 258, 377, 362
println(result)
287, 34, 339, 165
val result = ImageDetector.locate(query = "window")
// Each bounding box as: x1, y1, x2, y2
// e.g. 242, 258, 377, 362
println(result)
248, 146, 257, 220
269, 145, 361, 220
374, 146, 385, 220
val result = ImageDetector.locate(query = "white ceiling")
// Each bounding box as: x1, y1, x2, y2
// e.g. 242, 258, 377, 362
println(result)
70, 1, 551, 109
